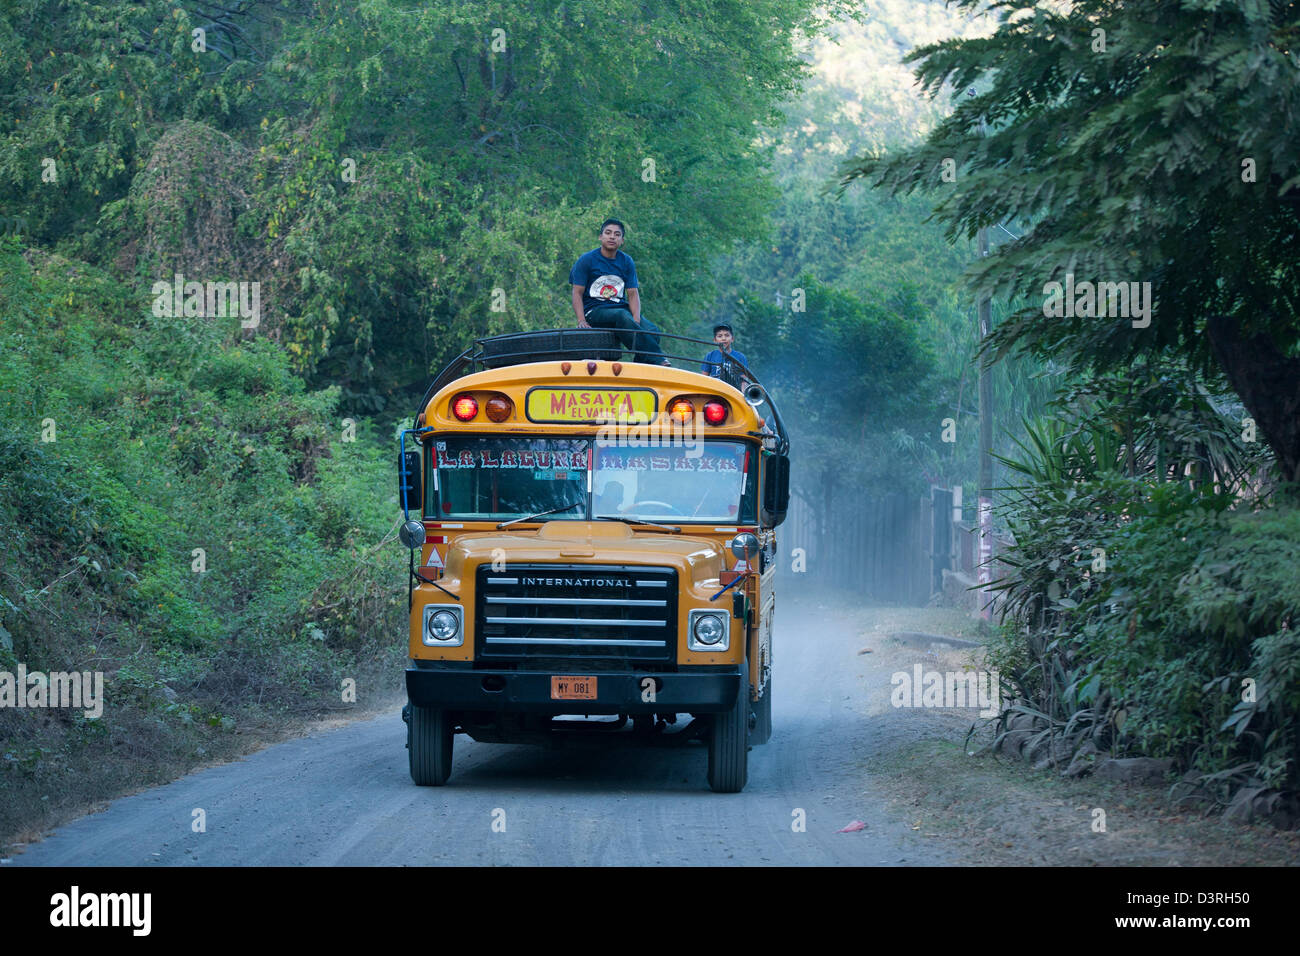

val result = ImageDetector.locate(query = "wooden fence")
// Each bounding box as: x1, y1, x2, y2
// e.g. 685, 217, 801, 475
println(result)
781, 490, 932, 604
779, 485, 1013, 608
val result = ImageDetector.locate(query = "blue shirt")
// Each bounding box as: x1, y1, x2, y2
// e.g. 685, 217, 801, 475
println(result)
569, 249, 638, 315
701, 348, 749, 375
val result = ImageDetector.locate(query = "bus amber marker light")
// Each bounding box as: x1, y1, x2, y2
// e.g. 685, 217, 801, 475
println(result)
669, 398, 694, 425
703, 400, 728, 425
485, 395, 513, 423
452, 394, 478, 421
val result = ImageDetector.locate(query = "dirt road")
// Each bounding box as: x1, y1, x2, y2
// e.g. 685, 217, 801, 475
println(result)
16, 593, 1290, 866
10, 593, 981, 866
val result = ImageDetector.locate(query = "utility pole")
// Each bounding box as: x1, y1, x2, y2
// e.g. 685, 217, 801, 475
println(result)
977, 227, 993, 621
974, 94, 994, 622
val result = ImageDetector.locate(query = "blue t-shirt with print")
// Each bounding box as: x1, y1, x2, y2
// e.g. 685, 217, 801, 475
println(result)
570, 249, 639, 315
701, 348, 749, 375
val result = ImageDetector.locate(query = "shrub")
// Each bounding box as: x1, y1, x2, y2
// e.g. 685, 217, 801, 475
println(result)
992, 471, 1299, 792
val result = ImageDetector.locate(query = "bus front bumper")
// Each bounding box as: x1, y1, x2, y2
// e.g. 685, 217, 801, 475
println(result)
405, 661, 740, 715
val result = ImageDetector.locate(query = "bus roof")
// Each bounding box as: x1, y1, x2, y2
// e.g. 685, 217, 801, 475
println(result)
416, 329, 789, 451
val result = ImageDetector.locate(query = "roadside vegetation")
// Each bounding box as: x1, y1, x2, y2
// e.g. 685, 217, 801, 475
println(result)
0, 241, 407, 844
845, 0, 1300, 822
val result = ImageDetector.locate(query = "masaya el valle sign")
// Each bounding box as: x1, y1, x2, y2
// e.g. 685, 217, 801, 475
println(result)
526, 388, 658, 423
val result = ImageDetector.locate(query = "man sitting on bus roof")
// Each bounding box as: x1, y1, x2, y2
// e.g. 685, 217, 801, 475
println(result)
570, 218, 670, 366
701, 323, 749, 377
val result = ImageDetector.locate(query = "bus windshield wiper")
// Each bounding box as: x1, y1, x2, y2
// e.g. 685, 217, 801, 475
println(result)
497, 501, 583, 529
593, 516, 680, 533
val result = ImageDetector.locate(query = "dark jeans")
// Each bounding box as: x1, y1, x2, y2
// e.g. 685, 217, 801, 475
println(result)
585, 305, 667, 364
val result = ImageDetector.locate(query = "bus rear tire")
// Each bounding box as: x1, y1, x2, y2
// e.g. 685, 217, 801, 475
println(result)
707, 663, 749, 793
409, 702, 454, 786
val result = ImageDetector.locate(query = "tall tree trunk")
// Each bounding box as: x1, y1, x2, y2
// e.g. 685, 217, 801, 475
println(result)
1205, 315, 1300, 483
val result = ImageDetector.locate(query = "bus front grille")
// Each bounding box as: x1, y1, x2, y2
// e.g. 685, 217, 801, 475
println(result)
475, 564, 677, 664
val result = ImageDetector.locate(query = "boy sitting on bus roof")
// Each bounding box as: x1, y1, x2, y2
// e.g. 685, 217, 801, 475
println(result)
570, 218, 670, 366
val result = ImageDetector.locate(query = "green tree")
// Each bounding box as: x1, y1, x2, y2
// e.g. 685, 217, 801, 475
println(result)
4, 0, 857, 414
841, 0, 1300, 481
0, 0, 286, 244
738, 275, 941, 497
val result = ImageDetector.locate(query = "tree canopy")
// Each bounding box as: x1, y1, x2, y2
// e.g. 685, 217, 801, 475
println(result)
841, 0, 1300, 480
2, 0, 854, 412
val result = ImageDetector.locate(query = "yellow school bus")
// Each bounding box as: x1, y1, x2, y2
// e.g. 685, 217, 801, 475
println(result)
397, 329, 790, 792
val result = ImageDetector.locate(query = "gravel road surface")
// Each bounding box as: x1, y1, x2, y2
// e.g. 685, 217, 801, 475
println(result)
13, 595, 969, 866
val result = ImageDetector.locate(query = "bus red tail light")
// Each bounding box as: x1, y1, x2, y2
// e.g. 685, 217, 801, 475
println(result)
451, 393, 479, 421
703, 400, 729, 425
485, 395, 513, 423
668, 398, 694, 425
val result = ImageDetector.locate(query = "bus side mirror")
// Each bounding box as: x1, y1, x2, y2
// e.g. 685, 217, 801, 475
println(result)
399, 449, 422, 514
761, 453, 790, 526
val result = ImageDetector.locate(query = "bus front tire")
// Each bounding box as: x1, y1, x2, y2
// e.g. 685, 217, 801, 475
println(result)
707, 664, 749, 793
409, 702, 454, 786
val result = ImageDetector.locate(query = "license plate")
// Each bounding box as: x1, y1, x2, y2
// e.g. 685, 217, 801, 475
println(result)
551, 676, 597, 700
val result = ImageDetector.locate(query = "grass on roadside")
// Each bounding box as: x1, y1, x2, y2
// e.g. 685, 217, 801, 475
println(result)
870, 739, 1300, 866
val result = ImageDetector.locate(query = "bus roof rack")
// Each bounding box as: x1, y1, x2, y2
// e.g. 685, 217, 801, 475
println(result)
416, 327, 788, 453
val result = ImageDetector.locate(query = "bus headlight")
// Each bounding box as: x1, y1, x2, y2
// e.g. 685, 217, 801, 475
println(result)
689, 609, 729, 651
423, 606, 464, 646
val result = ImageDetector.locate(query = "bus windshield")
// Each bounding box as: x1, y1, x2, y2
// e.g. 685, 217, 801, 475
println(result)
593, 442, 756, 523
433, 437, 589, 520
430, 436, 758, 524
